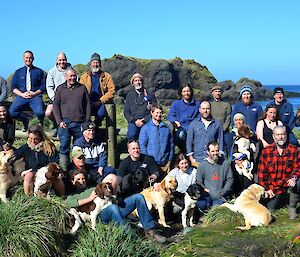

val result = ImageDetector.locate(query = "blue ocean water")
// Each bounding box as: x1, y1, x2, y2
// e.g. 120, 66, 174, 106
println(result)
258, 85, 300, 113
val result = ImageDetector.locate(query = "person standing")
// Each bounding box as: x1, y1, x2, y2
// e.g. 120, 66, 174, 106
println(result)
186, 101, 223, 166
0, 76, 7, 103
139, 104, 174, 173
124, 73, 157, 140
232, 85, 263, 131
9, 50, 45, 130
46, 52, 71, 136
53, 67, 91, 171
210, 84, 231, 155
268, 87, 298, 146
80, 53, 115, 126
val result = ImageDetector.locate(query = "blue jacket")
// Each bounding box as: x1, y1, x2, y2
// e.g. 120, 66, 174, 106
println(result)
167, 99, 200, 131
73, 136, 107, 170
232, 102, 263, 131
139, 119, 174, 165
11, 66, 45, 93
186, 118, 223, 162
268, 99, 294, 129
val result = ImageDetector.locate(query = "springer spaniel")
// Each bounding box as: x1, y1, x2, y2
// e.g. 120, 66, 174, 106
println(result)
68, 182, 115, 234
34, 162, 63, 197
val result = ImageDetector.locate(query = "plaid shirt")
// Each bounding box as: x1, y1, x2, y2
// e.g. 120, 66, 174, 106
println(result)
257, 143, 300, 195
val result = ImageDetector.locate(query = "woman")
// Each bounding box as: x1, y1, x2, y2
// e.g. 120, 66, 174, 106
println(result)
229, 113, 258, 196
0, 104, 15, 149
167, 153, 197, 193
14, 125, 64, 195
256, 104, 283, 148
167, 84, 200, 151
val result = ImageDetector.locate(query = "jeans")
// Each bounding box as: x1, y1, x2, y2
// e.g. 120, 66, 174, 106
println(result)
9, 95, 44, 125
91, 103, 107, 124
196, 193, 226, 211
58, 118, 82, 155
127, 122, 141, 140
174, 127, 187, 152
100, 193, 156, 231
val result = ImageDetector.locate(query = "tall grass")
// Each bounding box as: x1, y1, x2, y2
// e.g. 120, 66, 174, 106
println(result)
0, 193, 66, 257
69, 223, 160, 257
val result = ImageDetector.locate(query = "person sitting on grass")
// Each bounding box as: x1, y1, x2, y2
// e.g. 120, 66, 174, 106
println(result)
0, 104, 15, 150
14, 125, 65, 195
65, 171, 167, 244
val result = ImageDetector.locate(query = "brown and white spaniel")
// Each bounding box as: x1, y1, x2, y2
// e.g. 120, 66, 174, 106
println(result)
34, 162, 63, 197
68, 182, 115, 234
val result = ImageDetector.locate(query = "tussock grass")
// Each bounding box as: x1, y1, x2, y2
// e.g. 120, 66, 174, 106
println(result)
202, 206, 244, 227
69, 223, 160, 257
0, 193, 66, 257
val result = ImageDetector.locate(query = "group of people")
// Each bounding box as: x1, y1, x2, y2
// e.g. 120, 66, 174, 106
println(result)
1, 50, 300, 243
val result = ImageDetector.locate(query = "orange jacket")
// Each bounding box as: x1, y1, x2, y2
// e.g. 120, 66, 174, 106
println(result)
80, 71, 115, 103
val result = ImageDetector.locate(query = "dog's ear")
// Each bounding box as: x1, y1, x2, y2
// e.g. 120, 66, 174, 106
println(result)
45, 163, 57, 181
95, 183, 104, 198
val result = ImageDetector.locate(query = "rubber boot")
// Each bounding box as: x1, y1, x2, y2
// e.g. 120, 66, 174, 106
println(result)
59, 154, 70, 172
289, 192, 300, 219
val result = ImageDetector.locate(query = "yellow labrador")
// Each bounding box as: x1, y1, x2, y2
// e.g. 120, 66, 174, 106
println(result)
140, 176, 177, 227
222, 184, 272, 230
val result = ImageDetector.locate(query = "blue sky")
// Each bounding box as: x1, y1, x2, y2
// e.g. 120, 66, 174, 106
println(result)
1, 0, 300, 85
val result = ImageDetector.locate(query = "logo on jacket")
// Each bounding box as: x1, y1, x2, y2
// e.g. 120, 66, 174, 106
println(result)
212, 171, 220, 181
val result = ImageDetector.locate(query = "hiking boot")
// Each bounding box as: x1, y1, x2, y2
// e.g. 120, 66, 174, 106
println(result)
145, 229, 167, 244
289, 207, 298, 220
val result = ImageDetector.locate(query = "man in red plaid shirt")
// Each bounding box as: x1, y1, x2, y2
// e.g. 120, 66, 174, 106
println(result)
257, 125, 300, 217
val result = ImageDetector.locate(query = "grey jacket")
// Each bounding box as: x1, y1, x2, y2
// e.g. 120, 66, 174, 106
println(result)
196, 158, 233, 199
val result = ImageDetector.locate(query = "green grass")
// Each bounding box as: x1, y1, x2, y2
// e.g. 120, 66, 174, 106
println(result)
69, 223, 160, 257
162, 207, 300, 257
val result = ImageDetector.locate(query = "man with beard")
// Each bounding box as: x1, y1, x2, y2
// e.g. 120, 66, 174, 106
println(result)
124, 73, 157, 140
80, 53, 115, 126
46, 52, 71, 136
232, 85, 263, 131
196, 141, 233, 211
268, 87, 298, 146
258, 125, 300, 216
186, 101, 223, 166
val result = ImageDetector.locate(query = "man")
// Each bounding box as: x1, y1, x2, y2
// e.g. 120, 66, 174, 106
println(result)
196, 141, 233, 211
80, 53, 115, 126
210, 84, 231, 155
118, 140, 160, 183
9, 50, 45, 130
53, 67, 91, 171
46, 52, 71, 136
72, 121, 117, 183
139, 104, 174, 173
66, 147, 118, 193
232, 85, 263, 131
0, 76, 7, 103
268, 87, 298, 146
65, 171, 167, 243
124, 73, 157, 140
186, 101, 223, 166
257, 125, 300, 216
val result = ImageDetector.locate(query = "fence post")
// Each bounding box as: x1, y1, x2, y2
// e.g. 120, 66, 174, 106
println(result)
106, 103, 116, 167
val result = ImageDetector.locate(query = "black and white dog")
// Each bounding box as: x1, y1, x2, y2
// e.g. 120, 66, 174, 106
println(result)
173, 184, 205, 228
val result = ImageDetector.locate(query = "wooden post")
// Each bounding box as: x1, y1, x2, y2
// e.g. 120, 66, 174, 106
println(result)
106, 103, 117, 167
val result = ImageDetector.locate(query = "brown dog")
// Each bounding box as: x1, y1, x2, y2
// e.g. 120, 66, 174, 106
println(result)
69, 182, 115, 234
0, 149, 19, 203
222, 184, 272, 230
140, 176, 177, 227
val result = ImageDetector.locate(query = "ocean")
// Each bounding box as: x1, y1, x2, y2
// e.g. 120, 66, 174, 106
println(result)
258, 85, 300, 113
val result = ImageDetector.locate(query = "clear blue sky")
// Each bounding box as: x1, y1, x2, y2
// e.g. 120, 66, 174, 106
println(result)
1, 0, 300, 85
